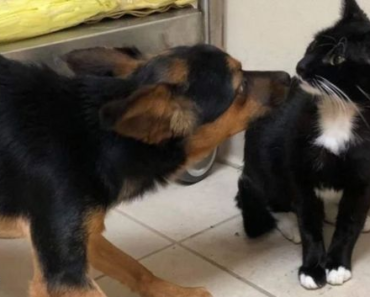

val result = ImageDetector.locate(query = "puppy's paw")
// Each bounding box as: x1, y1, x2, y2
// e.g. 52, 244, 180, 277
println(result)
144, 280, 213, 297
299, 266, 326, 290
326, 266, 352, 286
273, 212, 302, 244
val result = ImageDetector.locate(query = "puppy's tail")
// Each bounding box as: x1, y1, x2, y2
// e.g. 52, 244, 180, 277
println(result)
236, 175, 276, 238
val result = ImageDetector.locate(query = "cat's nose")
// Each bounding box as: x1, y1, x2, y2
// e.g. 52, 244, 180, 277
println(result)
296, 57, 312, 78
296, 59, 308, 77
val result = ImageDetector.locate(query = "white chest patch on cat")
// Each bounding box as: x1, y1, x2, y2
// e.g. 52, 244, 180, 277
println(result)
314, 187, 343, 204
314, 97, 358, 155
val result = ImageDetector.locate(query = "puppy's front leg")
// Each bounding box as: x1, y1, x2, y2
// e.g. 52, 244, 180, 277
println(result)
29, 209, 107, 297
88, 227, 212, 297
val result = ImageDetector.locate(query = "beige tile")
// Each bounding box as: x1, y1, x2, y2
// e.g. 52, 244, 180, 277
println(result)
0, 238, 33, 297
98, 245, 267, 297
0, 211, 171, 294
97, 276, 139, 297
184, 217, 370, 297
118, 164, 241, 241
103, 211, 171, 259
91, 210, 172, 278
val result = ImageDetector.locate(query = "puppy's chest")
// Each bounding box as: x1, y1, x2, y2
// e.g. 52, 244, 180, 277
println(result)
313, 98, 358, 156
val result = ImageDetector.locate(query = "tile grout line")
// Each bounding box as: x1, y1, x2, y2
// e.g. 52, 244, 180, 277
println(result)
179, 244, 275, 297
95, 241, 275, 297
115, 208, 241, 245
99, 211, 274, 297
178, 214, 241, 244
94, 244, 177, 281
114, 209, 177, 243
94, 274, 106, 281
112, 209, 274, 296
137, 243, 176, 261
114, 209, 274, 296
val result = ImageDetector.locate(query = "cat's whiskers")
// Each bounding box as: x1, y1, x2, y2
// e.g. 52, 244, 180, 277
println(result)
356, 85, 370, 103
317, 76, 370, 129
317, 43, 337, 48
315, 79, 346, 112
321, 35, 337, 42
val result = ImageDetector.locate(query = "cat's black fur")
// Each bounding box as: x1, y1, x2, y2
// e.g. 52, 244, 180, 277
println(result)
237, 0, 370, 289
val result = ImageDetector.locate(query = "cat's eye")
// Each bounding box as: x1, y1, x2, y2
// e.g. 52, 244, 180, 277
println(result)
328, 54, 346, 66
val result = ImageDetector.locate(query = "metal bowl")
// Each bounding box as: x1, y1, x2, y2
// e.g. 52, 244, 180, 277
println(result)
178, 148, 217, 184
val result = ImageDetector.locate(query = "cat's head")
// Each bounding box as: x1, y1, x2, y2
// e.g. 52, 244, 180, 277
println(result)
297, 0, 370, 102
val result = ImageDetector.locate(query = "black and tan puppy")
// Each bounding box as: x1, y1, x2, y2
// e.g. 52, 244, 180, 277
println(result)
0, 44, 290, 297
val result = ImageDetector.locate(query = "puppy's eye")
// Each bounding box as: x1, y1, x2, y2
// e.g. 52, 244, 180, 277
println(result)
237, 79, 247, 94
328, 54, 346, 66
238, 83, 244, 94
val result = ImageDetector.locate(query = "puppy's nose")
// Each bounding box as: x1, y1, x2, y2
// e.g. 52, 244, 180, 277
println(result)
273, 71, 291, 86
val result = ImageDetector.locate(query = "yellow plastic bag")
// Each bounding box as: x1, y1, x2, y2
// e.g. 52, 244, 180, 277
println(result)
0, 0, 118, 43
89, 0, 196, 22
0, 0, 196, 44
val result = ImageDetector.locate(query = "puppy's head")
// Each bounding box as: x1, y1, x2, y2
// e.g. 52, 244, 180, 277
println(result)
66, 45, 291, 164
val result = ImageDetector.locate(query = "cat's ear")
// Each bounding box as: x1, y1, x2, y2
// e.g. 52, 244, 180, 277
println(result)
342, 0, 368, 21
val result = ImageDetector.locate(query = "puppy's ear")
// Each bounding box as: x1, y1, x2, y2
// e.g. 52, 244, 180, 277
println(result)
100, 84, 198, 144
64, 47, 144, 78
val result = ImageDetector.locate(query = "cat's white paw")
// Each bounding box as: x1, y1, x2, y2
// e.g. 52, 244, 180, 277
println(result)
300, 274, 319, 290
273, 212, 301, 244
326, 267, 352, 285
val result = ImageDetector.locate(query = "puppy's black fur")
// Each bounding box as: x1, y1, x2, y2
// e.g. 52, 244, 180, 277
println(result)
0, 44, 290, 295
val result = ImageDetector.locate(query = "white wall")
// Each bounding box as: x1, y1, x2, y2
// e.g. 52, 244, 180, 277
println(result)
220, 0, 370, 167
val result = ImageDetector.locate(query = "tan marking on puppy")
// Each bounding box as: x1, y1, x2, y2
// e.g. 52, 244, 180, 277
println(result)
227, 57, 242, 72
166, 59, 189, 84
0, 217, 28, 238
117, 178, 143, 202
227, 57, 243, 90
186, 95, 268, 165
115, 58, 143, 78
105, 85, 197, 144
85, 209, 106, 235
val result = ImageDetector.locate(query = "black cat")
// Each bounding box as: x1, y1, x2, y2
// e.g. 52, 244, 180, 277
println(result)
236, 0, 370, 290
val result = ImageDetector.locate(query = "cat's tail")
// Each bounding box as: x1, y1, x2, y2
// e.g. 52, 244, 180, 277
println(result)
236, 174, 276, 238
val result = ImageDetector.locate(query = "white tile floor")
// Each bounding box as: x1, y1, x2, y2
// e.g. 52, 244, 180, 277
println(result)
1, 164, 370, 297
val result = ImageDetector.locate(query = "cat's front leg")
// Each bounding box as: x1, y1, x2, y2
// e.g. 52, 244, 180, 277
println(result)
296, 187, 327, 290
326, 185, 370, 286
